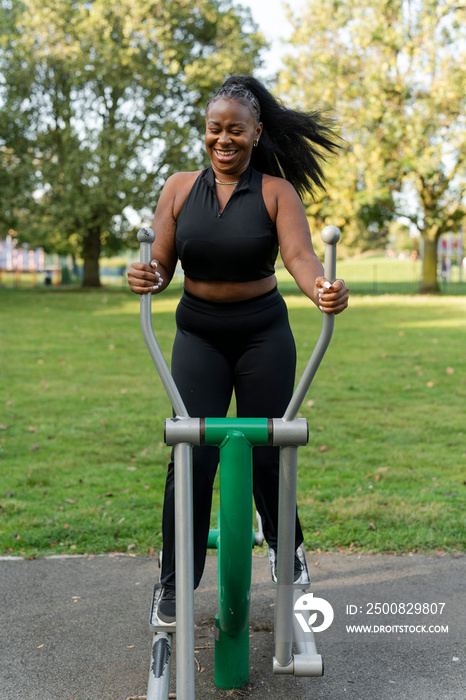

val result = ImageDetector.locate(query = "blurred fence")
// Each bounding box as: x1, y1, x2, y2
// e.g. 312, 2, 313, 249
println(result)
1, 249, 465, 295
275, 254, 466, 295
336, 256, 465, 295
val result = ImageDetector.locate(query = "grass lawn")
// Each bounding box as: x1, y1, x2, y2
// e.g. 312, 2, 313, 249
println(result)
1, 285, 465, 558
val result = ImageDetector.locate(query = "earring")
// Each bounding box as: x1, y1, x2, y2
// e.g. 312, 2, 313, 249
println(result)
253, 139, 259, 147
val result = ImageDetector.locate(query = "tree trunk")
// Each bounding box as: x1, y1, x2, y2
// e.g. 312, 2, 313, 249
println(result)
419, 235, 440, 294
82, 227, 102, 287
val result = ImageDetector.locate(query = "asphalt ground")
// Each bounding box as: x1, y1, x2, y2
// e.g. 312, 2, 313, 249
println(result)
1, 552, 464, 700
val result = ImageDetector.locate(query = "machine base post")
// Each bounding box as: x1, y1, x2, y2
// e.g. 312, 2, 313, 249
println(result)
273, 652, 323, 677
214, 615, 250, 689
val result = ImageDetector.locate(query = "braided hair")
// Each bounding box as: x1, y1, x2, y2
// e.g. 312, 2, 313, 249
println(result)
206, 76, 340, 200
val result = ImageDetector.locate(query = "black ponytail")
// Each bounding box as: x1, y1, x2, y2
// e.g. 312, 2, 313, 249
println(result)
209, 75, 340, 200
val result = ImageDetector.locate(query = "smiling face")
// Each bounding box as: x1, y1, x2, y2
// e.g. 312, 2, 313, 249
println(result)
205, 97, 263, 180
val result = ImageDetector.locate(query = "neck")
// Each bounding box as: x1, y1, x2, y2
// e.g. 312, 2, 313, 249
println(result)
211, 163, 249, 184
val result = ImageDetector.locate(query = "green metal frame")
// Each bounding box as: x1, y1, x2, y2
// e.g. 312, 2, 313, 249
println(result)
204, 418, 269, 689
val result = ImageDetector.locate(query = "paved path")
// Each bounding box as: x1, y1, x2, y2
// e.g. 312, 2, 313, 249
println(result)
1, 553, 464, 699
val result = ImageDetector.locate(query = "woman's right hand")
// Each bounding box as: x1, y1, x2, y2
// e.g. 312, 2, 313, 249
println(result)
127, 260, 164, 295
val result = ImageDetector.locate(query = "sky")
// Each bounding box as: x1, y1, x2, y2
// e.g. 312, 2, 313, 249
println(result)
236, 0, 305, 78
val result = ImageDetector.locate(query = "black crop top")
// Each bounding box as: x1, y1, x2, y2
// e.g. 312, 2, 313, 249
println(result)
175, 166, 278, 282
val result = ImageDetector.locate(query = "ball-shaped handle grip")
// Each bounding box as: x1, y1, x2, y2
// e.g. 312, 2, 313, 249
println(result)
137, 227, 155, 244
321, 225, 341, 245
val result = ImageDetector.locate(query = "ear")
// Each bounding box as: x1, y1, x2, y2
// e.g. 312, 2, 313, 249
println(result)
255, 122, 263, 140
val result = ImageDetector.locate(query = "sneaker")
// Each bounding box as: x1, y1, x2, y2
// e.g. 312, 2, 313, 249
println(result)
272, 550, 304, 583
157, 586, 176, 625
293, 551, 304, 582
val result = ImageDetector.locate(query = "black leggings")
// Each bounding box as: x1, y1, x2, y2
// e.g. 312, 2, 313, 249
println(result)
161, 287, 304, 588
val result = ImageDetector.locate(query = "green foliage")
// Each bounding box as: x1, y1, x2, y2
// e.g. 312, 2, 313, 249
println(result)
1, 287, 464, 557
0, 1, 36, 230
279, 0, 466, 291
0, 0, 264, 284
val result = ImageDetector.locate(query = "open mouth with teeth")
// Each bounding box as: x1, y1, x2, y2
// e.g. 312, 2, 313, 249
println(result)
213, 149, 238, 162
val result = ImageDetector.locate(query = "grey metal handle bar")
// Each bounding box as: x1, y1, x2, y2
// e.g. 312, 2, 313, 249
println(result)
137, 224, 340, 421
283, 224, 340, 421
137, 227, 189, 419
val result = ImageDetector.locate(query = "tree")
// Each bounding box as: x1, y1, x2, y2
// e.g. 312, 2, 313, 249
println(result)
0, 0, 37, 232
279, 0, 466, 292
0, 0, 264, 285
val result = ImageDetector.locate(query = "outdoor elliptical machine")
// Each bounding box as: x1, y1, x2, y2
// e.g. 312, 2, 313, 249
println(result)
137, 224, 341, 700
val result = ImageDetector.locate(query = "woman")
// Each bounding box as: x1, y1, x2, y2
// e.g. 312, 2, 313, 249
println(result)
127, 76, 349, 624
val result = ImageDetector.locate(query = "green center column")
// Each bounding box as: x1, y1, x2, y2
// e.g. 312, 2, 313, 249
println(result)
203, 418, 270, 689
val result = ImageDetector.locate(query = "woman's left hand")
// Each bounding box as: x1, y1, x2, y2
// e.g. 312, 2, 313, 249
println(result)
315, 277, 349, 315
